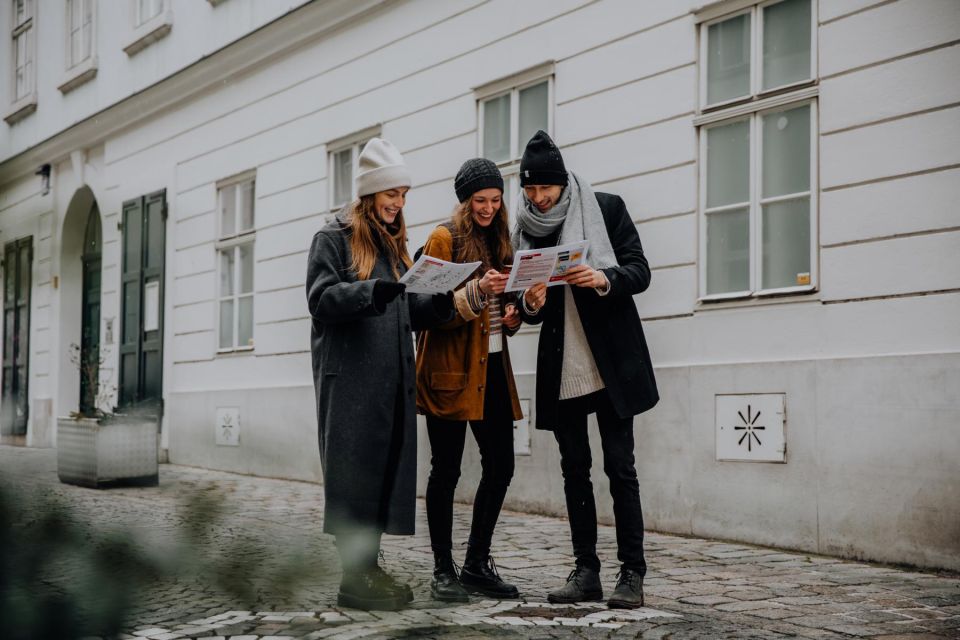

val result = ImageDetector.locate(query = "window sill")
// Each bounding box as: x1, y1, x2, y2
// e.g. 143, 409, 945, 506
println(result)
58, 57, 98, 94
4, 92, 37, 125
123, 10, 173, 57
696, 287, 819, 311
216, 346, 255, 357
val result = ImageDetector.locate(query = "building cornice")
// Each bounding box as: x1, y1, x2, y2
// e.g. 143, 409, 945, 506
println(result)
0, 0, 391, 188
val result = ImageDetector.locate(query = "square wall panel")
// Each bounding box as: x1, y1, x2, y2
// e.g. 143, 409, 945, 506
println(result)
716, 394, 785, 462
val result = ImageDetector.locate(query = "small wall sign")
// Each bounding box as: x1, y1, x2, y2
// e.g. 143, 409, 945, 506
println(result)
215, 407, 240, 446
716, 394, 785, 463
514, 399, 532, 456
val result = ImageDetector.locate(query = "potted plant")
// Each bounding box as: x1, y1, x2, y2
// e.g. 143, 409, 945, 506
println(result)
57, 344, 159, 488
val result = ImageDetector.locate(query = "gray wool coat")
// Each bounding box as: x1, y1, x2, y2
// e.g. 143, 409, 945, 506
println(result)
306, 215, 453, 536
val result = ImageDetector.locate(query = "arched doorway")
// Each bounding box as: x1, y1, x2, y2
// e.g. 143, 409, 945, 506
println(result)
79, 205, 101, 415
58, 186, 103, 423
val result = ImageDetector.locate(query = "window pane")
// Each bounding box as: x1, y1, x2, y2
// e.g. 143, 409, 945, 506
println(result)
219, 300, 234, 349
238, 297, 253, 348
139, 0, 161, 23
239, 244, 254, 294
15, 0, 29, 26
71, 29, 82, 66
763, 0, 811, 90
240, 180, 255, 231
518, 81, 549, 150
333, 148, 352, 207
762, 197, 810, 289
220, 186, 236, 237
707, 13, 751, 104
762, 104, 810, 198
483, 94, 511, 163
504, 175, 517, 213
219, 250, 234, 297
706, 208, 750, 295
706, 119, 750, 208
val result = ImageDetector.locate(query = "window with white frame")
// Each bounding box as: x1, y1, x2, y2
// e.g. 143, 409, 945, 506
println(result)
477, 66, 553, 205
697, 0, 817, 299
328, 128, 379, 211
12, 0, 34, 102
216, 174, 256, 351
66, 0, 93, 69
135, 0, 162, 26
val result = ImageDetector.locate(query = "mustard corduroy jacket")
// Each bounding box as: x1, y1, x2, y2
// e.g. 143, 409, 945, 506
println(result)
415, 225, 523, 422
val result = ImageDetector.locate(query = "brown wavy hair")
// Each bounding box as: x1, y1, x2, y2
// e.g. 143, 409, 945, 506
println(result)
347, 195, 413, 280
450, 197, 513, 271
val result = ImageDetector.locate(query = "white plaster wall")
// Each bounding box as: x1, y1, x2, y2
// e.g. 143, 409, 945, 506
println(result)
441, 354, 960, 571
0, 0, 315, 160
1, 0, 958, 570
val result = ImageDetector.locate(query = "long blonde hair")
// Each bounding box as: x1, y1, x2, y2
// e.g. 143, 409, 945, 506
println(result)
348, 194, 413, 280
450, 198, 513, 271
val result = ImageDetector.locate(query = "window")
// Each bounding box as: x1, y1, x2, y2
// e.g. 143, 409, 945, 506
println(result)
123, 0, 169, 56
12, 0, 34, 101
696, 0, 817, 300
216, 174, 255, 351
701, 0, 814, 110
476, 64, 553, 205
328, 127, 379, 211
66, 0, 93, 69
135, 0, 162, 26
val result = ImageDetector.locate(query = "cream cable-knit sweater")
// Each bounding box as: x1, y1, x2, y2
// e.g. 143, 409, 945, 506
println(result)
559, 287, 605, 400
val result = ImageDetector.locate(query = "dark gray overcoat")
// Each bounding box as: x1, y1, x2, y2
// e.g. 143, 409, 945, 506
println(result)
306, 215, 453, 536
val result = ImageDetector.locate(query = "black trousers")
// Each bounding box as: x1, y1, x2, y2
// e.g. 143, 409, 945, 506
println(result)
554, 389, 646, 575
425, 352, 515, 559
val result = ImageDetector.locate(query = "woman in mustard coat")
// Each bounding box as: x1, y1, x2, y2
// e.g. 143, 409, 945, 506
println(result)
415, 158, 524, 602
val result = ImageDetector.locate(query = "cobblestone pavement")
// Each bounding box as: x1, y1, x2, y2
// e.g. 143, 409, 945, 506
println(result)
3, 445, 958, 639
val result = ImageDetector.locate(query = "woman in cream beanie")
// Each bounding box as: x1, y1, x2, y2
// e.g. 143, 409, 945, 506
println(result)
306, 137, 453, 610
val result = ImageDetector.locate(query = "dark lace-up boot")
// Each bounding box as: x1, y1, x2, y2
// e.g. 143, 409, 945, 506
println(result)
337, 567, 405, 611
370, 563, 413, 604
431, 553, 469, 602
547, 564, 603, 603
607, 567, 644, 609
460, 551, 519, 599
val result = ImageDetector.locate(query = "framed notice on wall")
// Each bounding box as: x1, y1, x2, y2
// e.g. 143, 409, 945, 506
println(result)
143, 281, 160, 332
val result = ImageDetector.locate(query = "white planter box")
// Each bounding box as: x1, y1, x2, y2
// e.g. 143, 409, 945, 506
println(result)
57, 416, 159, 488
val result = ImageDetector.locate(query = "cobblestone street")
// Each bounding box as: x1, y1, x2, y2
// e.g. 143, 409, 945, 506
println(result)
2, 445, 958, 639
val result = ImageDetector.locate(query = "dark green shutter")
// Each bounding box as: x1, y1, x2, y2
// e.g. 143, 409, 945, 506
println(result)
1, 237, 32, 436
119, 190, 166, 413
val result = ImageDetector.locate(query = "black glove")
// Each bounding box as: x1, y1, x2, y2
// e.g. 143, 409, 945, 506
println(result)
373, 279, 406, 309
431, 291, 455, 317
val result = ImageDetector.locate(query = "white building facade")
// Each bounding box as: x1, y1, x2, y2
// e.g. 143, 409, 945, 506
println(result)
1, 0, 957, 571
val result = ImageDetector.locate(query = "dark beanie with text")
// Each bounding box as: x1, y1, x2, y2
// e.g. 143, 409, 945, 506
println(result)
519, 129, 568, 187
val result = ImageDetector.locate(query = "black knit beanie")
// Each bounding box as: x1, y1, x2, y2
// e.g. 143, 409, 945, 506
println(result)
519, 130, 568, 187
454, 158, 504, 202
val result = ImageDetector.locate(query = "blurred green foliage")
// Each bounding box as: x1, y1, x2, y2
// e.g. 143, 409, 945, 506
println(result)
0, 481, 324, 640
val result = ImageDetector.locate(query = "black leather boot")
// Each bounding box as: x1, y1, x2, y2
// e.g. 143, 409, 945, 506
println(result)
430, 553, 469, 602
547, 564, 603, 604
371, 564, 414, 604
460, 553, 519, 599
607, 567, 644, 609
337, 567, 405, 611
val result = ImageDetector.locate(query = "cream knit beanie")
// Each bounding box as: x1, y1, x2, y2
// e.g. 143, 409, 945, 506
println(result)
355, 138, 412, 197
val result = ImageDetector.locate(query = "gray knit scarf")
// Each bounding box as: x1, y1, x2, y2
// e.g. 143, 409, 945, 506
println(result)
511, 171, 619, 269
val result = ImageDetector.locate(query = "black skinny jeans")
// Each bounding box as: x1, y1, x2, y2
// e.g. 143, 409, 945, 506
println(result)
554, 390, 646, 575
426, 352, 515, 560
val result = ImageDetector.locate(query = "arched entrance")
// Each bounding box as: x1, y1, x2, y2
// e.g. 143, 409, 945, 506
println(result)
58, 187, 103, 420
79, 206, 101, 414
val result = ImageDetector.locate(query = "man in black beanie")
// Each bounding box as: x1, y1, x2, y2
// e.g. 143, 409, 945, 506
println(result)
513, 130, 659, 609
